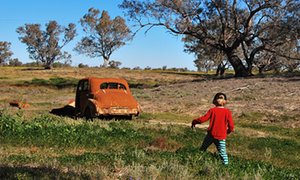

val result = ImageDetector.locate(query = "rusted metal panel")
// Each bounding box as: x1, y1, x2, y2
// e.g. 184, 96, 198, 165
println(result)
76, 77, 140, 117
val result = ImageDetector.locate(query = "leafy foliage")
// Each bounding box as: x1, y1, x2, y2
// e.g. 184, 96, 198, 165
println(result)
16, 21, 76, 69
120, 0, 300, 77
75, 8, 132, 67
0, 41, 13, 65
8, 58, 22, 67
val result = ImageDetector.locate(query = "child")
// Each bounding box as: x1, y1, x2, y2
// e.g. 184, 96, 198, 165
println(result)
191, 92, 234, 165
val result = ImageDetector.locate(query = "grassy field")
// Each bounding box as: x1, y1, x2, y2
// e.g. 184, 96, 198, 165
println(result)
0, 67, 299, 179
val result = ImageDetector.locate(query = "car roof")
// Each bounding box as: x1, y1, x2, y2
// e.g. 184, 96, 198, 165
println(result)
81, 77, 130, 92
83, 77, 128, 83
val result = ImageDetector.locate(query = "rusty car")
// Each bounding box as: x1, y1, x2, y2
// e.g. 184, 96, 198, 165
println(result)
75, 77, 140, 120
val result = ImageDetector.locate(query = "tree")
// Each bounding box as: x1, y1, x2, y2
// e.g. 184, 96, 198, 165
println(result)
0, 41, 13, 65
275, 40, 300, 72
75, 8, 132, 67
120, 0, 300, 77
108, 60, 122, 68
17, 21, 76, 69
254, 39, 300, 73
9, 58, 22, 67
192, 44, 228, 74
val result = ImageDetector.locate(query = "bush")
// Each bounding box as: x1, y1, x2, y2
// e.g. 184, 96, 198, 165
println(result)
78, 63, 89, 68
52, 62, 71, 68
8, 58, 22, 66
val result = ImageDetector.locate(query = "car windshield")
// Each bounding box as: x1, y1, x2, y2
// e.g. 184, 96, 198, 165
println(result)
100, 82, 127, 90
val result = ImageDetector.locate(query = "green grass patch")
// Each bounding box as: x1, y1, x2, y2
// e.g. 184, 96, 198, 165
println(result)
238, 112, 266, 122
138, 112, 193, 122
0, 114, 151, 149
128, 80, 160, 89
19, 77, 78, 89
240, 123, 300, 139
0, 113, 299, 179
0, 164, 89, 179
247, 137, 300, 166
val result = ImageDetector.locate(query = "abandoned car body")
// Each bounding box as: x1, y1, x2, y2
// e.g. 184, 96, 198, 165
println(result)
75, 77, 140, 119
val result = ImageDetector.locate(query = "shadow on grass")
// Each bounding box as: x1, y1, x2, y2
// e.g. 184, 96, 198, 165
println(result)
20, 67, 46, 71
50, 105, 75, 118
50, 106, 133, 120
163, 70, 300, 82
0, 165, 90, 179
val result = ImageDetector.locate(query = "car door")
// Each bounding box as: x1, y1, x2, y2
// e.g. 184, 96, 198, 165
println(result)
75, 79, 89, 115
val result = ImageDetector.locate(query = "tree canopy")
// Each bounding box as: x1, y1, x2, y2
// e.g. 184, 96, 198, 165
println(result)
75, 8, 132, 67
16, 21, 76, 69
120, 0, 300, 76
0, 41, 13, 65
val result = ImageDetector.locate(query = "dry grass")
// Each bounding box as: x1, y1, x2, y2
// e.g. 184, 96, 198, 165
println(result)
0, 66, 197, 83
1, 67, 299, 179
1, 67, 300, 125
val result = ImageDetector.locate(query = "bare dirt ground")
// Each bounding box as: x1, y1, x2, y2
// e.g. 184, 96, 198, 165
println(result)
135, 75, 300, 127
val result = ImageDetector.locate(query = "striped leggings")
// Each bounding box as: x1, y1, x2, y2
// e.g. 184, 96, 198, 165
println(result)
200, 134, 229, 165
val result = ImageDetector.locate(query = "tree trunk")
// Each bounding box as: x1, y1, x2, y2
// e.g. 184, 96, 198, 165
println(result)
44, 58, 52, 69
258, 66, 265, 74
44, 63, 52, 69
215, 63, 226, 76
44, 66, 51, 70
226, 51, 248, 77
102, 57, 109, 68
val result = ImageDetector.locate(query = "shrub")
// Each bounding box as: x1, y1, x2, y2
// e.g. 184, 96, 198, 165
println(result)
78, 63, 89, 68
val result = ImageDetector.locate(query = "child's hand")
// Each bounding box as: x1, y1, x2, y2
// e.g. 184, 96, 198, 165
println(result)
191, 120, 199, 129
191, 123, 195, 129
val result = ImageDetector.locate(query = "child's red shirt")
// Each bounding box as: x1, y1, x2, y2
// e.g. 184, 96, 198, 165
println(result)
194, 107, 234, 140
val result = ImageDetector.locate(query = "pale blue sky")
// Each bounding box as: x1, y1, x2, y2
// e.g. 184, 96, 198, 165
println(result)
0, 0, 196, 70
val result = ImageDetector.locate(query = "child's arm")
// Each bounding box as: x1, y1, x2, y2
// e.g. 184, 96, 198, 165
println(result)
191, 109, 212, 128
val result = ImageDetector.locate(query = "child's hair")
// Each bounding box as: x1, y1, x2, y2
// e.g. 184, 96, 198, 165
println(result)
213, 92, 227, 106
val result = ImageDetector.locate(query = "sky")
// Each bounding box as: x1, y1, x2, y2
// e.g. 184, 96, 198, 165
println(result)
0, 0, 196, 70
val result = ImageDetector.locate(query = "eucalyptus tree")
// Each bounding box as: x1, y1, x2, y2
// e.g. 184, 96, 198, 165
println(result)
17, 21, 76, 69
0, 41, 13, 65
120, 0, 300, 77
75, 8, 132, 67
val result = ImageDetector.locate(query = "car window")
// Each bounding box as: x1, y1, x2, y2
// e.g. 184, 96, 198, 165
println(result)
108, 83, 118, 89
119, 84, 126, 90
100, 82, 127, 90
81, 80, 89, 91
100, 83, 108, 89
78, 81, 83, 91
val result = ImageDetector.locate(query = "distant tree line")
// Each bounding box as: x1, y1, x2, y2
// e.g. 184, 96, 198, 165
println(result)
1, 1, 300, 77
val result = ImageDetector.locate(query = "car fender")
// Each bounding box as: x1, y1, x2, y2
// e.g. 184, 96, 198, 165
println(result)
86, 99, 98, 117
